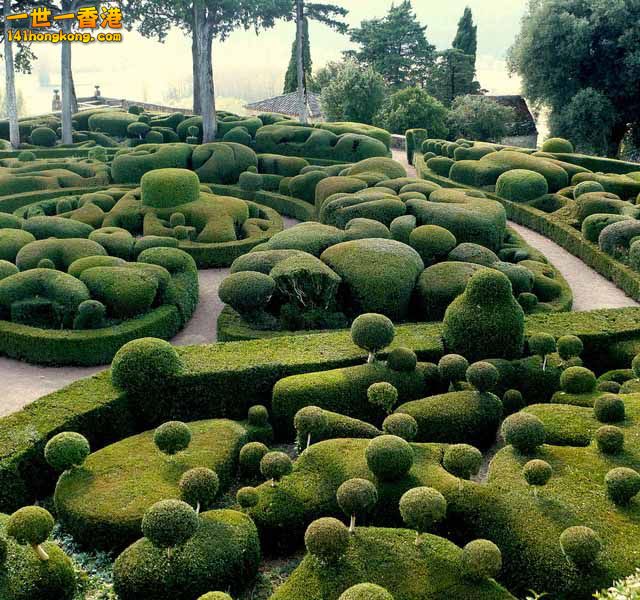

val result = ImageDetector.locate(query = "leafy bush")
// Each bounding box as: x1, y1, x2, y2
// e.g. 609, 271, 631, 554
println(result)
141, 168, 200, 208
44, 432, 90, 472
443, 444, 482, 481
466, 362, 500, 392
461, 539, 502, 581
542, 138, 574, 153
141, 499, 199, 551
408, 224, 457, 266
522, 459, 552, 487
594, 395, 625, 423
496, 169, 549, 202
260, 451, 293, 486
338, 583, 394, 600
447, 95, 515, 142
605, 467, 640, 505
386, 347, 417, 372
239, 442, 269, 478
367, 382, 399, 414
557, 335, 583, 361
596, 426, 625, 455
560, 366, 596, 394
382, 413, 418, 441
304, 517, 350, 563
153, 421, 192, 456
559, 526, 601, 567
30, 127, 57, 147
237, 486, 260, 509
351, 313, 395, 363
6, 506, 55, 560
179, 467, 220, 512
399, 486, 447, 537
295, 406, 329, 448
365, 435, 413, 481
375, 87, 448, 137
438, 354, 469, 388
501, 412, 545, 454
336, 478, 378, 532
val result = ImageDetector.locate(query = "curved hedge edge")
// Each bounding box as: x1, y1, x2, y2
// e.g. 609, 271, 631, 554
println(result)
0, 148, 120, 160
414, 152, 640, 307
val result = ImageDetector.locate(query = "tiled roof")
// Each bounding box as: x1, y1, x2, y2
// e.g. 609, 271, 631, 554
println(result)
245, 92, 323, 118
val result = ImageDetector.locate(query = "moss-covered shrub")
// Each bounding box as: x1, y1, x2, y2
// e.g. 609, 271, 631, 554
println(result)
72, 299, 107, 330
154, 421, 192, 456
239, 442, 269, 478
522, 459, 552, 487
466, 362, 500, 392
386, 347, 417, 372
260, 451, 293, 486
560, 366, 596, 394
338, 583, 394, 600
237, 486, 260, 510
496, 169, 549, 202
559, 526, 601, 567
179, 468, 219, 512
337, 478, 378, 533
44, 432, 90, 472
443, 444, 482, 482
461, 539, 502, 581
557, 335, 584, 361
141, 499, 199, 551
605, 467, 640, 505
365, 435, 413, 481
382, 413, 418, 441
408, 225, 456, 266
6, 506, 54, 561
295, 406, 329, 448
399, 486, 447, 537
574, 180, 605, 199
542, 138, 574, 153
351, 313, 395, 363
595, 425, 624, 455
367, 382, 399, 415
501, 412, 545, 454
141, 168, 200, 208
89, 111, 139, 137
304, 517, 350, 563
30, 127, 57, 147
593, 395, 625, 423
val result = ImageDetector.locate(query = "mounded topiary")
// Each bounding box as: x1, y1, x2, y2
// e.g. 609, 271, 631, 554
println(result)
17, 150, 36, 161
304, 517, 350, 563
179, 468, 220, 513
386, 347, 417, 372
218, 271, 276, 327
382, 413, 418, 441
528, 333, 557, 371
141, 499, 199, 554
502, 389, 525, 415
466, 362, 499, 392
501, 412, 545, 454
438, 354, 469, 389
542, 137, 574, 153
367, 382, 399, 415
560, 366, 596, 394
248, 405, 269, 427
336, 478, 378, 533
399, 487, 447, 542
260, 451, 293, 486
496, 169, 549, 202
338, 583, 394, 600
351, 313, 395, 363
141, 168, 201, 208
523, 459, 552, 491
239, 442, 269, 478
605, 467, 640, 505
44, 431, 90, 472
197, 593, 233, 600
73, 299, 107, 330
443, 270, 525, 362
408, 225, 457, 266
596, 425, 624, 455
574, 180, 605, 199
31, 126, 57, 147
365, 435, 413, 481
154, 421, 192, 456
111, 338, 184, 396
443, 444, 482, 487
461, 539, 502, 581
237, 486, 260, 510
559, 526, 601, 567
594, 395, 625, 423
557, 335, 584, 361
597, 380, 621, 394
295, 406, 329, 448
6, 506, 55, 561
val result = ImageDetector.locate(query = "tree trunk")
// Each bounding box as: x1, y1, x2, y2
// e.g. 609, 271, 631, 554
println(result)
195, 1, 216, 142
61, 19, 74, 144
70, 69, 78, 114
191, 5, 201, 114
3, 0, 20, 148
296, 0, 308, 124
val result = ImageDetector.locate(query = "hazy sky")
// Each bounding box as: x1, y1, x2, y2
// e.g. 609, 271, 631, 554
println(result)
13, 0, 529, 114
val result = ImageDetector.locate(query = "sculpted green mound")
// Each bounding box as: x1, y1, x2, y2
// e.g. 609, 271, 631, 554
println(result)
54, 419, 250, 549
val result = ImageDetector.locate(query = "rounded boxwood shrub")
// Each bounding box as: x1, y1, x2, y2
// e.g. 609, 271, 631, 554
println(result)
154, 421, 192, 456
239, 170, 263, 192
443, 444, 482, 482
399, 487, 447, 538
337, 478, 378, 533
237, 486, 260, 510
560, 366, 596, 394
408, 225, 457, 266
239, 442, 269, 478
295, 406, 329, 448
466, 362, 499, 392
557, 335, 583, 361
111, 338, 184, 396
523, 459, 552, 487
338, 583, 394, 600
461, 539, 502, 581
351, 313, 395, 363
179, 468, 220, 512
6, 506, 55, 561
17, 150, 36, 161
31, 126, 57, 147
501, 412, 545, 454
597, 380, 621, 394
438, 354, 469, 387
44, 431, 90, 472
248, 405, 269, 427
386, 347, 417, 372
596, 425, 624, 455
73, 299, 107, 330
594, 395, 625, 423
559, 526, 601, 567
382, 413, 418, 441
542, 137, 574, 153
367, 382, 399, 415
496, 169, 549, 202
141, 499, 199, 550
365, 435, 413, 481
304, 517, 350, 563
260, 451, 293, 486
198, 593, 233, 600
141, 168, 201, 208
574, 180, 605, 199
218, 271, 275, 317
502, 389, 525, 415
528, 333, 557, 370
605, 467, 640, 505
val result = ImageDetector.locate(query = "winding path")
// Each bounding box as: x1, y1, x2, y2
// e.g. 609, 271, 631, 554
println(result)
0, 159, 637, 417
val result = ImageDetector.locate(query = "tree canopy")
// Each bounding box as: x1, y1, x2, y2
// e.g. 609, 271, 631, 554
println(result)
448, 95, 515, 143
429, 49, 478, 106
452, 7, 477, 63
374, 87, 448, 137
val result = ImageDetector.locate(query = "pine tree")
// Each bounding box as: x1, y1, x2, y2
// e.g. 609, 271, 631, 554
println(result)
452, 7, 477, 67
284, 17, 313, 93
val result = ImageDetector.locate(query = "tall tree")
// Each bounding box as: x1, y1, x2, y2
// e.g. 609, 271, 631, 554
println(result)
284, 16, 311, 94
452, 7, 477, 65
346, 0, 435, 89
429, 48, 478, 106
508, 0, 640, 157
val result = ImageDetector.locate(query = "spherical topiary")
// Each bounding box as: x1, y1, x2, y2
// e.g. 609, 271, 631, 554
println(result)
438, 354, 469, 387
17, 150, 36, 162
237, 486, 260, 509
461, 539, 502, 581
248, 404, 269, 427
367, 382, 399, 415
386, 347, 417, 372
239, 441, 269, 478
44, 431, 90, 472
260, 451, 293, 486
518, 292, 539, 313
197, 593, 233, 600
605, 467, 640, 505
542, 137, 574, 153
501, 412, 546, 454
399, 487, 447, 538
218, 271, 276, 315
141, 499, 199, 551
338, 583, 394, 600
528, 333, 557, 370
127, 121, 151, 138
37, 258, 56, 269
596, 425, 624, 455
141, 168, 200, 208
365, 435, 413, 481
496, 169, 549, 202
443, 444, 482, 482
597, 380, 621, 394
594, 394, 625, 423
408, 224, 457, 265
557, 335, 584, 361
502, 389, 525, 415
294, 406, 329, 448
523, 459, 552, 487
304, 517, 350, 563
31, 126, 57, 147
111, 337, 184, 396
560, 366, 596, 394
179, 467, 220, 512
73, 299, 107, 330
337, 478, 378, 532
382, 413, 418, 441
574, 180, 605, 199
351, 313, 395, 363
153, 421, 192, 456
559, 526, 601, 567
466, 362, 499, 392
6, 506, 55, 560
170, 212, 186, 228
